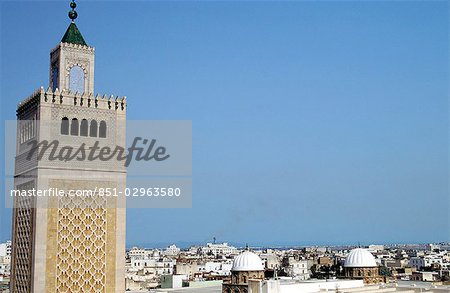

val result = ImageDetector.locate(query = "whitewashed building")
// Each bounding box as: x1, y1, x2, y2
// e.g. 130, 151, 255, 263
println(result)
201, 242, 238, 256
164, 244, 181, 256
0, 241, 11, 257
410, 255, 443, 269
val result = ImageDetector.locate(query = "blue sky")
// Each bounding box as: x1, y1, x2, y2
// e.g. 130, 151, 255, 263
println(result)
0, 1, 448, 247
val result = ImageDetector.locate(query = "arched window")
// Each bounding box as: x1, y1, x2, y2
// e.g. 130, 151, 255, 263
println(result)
61, 117, 69, 135
99, 121, 107, 138
27, 121, 30, 140
22, 122, 26, 142
243, 276, 247, 283
20, 123, 24, 143
70, 118, 79, 136
69, 65, 85, 93
24, 122, 29, 141
80, 119, 88, 136
90, 120, 98, 137
31, 116, 35, 138
52, 66, 59, 91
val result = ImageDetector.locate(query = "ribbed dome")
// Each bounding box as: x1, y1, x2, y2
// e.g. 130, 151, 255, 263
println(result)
344, 248, 377, 268
231, 251, 264, 271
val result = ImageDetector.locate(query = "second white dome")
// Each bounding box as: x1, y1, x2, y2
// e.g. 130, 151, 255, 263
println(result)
232, 251, 264, 271
344, 248, 377, 268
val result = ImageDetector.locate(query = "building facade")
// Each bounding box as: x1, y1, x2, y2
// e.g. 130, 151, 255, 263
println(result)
410, 255, 443, 270
0, 241, 11, 258
10, 2, 126, 292
202, 243, 238, 256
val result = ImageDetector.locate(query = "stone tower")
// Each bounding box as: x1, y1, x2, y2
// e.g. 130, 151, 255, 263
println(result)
10, 1, 126, 292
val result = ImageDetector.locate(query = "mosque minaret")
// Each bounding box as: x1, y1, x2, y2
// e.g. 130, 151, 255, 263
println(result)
10, 1, 126, 292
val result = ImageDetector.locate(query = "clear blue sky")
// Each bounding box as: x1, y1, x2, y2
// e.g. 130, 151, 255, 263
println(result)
0, 1, 448, 247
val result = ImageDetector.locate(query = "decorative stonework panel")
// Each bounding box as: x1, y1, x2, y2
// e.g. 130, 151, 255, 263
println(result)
55, 195, 107, 293
11, 181, 35, 293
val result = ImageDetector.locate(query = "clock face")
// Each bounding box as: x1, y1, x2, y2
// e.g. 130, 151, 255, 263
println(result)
69, 65, 85, 93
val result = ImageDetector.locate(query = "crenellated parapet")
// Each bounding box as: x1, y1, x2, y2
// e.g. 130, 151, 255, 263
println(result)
50, 42, 95, 54
17, 87, 127, 116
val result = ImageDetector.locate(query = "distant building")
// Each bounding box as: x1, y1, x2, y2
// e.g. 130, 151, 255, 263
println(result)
200, 261, 233, 276
368, 245, 385, 252
0, 259, 10, 276
161, 274, 187, 289
410, 255, 443, 269
282, 256, 309, 280
427, 244, 441, 251
202, 242, 238, 256
164, 244, 181, 256
304, 247, 328, 253
411, 271, 440, 282
0, 241, 11, 277
130, 257, 175, 274
0, 241, 11, 258
259, 253, 280, 270
175, 261, 199, 279
318, 256, 333, 266
382, 258, 409, 269
128, 247, 154, 259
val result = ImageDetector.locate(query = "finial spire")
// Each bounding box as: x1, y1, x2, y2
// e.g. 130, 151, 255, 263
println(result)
68, 0, 78, 22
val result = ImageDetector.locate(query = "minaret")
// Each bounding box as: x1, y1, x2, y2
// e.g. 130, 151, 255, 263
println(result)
10, 1, 126, 292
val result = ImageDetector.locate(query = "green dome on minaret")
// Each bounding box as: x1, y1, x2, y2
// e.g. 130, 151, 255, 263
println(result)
61, 0, 87, 46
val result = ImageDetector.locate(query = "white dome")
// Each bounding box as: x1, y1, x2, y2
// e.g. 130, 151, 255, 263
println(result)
344, 248, 377, 268
232, 251, 264, 271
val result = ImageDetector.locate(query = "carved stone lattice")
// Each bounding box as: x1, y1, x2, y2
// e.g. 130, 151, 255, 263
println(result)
55, 195, 107, 292
12, 183, 34, 293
